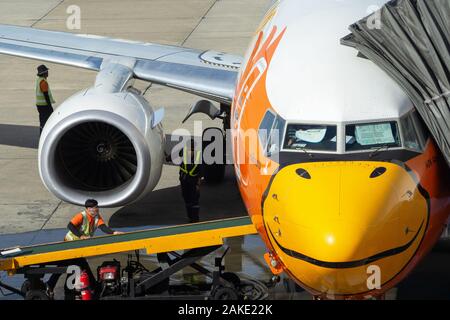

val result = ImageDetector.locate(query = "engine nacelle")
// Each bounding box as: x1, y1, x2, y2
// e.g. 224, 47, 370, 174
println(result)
38, 87, 165, 207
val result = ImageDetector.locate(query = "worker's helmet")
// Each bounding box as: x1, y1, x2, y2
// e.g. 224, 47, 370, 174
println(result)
37, 64, 49, 76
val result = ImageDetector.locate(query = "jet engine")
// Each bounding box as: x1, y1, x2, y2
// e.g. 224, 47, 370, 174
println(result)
38, 63, 165, 207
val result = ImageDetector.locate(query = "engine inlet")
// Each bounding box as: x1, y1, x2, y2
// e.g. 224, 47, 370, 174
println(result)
56, 121, 137, 191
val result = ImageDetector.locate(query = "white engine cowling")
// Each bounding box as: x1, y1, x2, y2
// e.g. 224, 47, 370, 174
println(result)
38, 86, 165, 207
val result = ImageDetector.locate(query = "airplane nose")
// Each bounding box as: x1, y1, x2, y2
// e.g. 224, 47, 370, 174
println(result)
263, 161, 428, 297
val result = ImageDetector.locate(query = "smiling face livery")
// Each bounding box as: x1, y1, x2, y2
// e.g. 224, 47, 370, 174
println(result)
263, 161, 429, 296
231, 0, 450, 299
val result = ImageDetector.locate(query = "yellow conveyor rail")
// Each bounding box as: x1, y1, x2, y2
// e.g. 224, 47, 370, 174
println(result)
0, 216, 256, 274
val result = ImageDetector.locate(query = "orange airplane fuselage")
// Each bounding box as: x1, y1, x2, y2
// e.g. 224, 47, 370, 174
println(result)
230, 5, 450, 299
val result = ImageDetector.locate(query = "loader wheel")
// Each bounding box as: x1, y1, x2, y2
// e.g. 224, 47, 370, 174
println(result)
21, 279, 46, 294
21, 280, 31, 294
212, 287, 239, 300
25, 290, 50, 300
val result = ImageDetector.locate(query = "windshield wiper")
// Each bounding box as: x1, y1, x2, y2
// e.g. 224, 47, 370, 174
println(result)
369, 144, 390, 158
296, 146, 314, 158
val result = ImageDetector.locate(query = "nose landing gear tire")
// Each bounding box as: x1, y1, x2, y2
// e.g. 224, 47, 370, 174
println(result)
25, 289, 50, 300
212, 287, 239, 300
221, 272, 241, 286
21, 279, 46, 294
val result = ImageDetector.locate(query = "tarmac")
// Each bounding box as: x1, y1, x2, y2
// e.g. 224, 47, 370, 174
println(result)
0, 0, 450, 300
0, 0, 270, 234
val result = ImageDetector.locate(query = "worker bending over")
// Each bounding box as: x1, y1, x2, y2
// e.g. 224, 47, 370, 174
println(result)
46, 199, 122, 298
65, 199, 122, 241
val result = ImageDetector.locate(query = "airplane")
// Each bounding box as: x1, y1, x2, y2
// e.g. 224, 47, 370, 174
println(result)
0, 0, 449, 299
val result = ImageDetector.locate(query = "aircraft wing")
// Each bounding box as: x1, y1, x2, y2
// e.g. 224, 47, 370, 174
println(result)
0, 24, 242, 104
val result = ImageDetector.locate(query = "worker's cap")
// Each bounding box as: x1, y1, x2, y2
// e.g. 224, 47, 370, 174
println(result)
37, 64, 49, 76
85, 199, 98, 208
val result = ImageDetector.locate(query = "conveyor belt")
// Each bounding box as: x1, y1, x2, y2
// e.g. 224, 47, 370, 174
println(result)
0, 216, 256, 273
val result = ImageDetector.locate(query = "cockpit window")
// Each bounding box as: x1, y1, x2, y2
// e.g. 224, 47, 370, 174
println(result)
401, 113, 421, 152
258, 110, 276, 149
265, 116, 285, 155
283, 124, 337, 152
410, 110, 429, 149
258, 110, 286, 156
345, 121, 401, 151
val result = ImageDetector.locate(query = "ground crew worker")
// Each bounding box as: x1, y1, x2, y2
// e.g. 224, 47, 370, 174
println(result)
35, 64, 55, 135
46, 199, 122, 297
179, 139, 203, 223
65, 199, 122, 241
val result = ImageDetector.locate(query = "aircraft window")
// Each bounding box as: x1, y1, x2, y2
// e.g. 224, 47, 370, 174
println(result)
265, 116, 286, 156
345, 121, 401, 151
401, 114, 421, 152
411, 110, 429, 147
258, 110, 276, 150
283, 124, 337, 152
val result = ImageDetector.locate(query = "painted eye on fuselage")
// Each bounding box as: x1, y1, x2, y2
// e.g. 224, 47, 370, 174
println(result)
295, 168, 311, 179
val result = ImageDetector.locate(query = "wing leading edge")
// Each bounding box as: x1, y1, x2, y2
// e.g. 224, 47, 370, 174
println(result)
0, 25, 242, 104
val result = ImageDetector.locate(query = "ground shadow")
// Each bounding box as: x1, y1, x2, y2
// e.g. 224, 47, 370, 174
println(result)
0, 124, 39, 149
109, 165, 247, 228
0, 127, 176, 151
396, 239, 450, 299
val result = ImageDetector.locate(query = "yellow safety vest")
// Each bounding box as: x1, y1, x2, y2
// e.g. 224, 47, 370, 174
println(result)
180, 148, 201, 177
65, 211, 99, 241
36, 76, 55, 107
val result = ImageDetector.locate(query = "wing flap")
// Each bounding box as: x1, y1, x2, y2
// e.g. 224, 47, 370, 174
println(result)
134, 59, 238, 103
0, 24, 241, 103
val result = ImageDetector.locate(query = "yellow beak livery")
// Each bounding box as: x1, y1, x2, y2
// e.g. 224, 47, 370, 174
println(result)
263, 161, 429, 297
